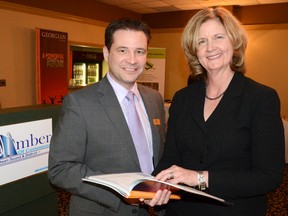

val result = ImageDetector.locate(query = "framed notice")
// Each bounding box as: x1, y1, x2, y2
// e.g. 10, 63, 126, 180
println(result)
36, 28, 68, 105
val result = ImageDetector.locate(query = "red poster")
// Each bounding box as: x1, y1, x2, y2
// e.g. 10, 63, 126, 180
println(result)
36, 28, 68, 105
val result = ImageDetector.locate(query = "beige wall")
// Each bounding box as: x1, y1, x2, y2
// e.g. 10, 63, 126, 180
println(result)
0, 5, 107, 108
0, 5, 287, 117
151, 25, 288, 118
245, 24, 288, 118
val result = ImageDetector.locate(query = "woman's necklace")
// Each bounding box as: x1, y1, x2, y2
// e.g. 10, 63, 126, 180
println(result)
205, 85, 226, 100
205, 73, 233, 101
205, 91, 225, 100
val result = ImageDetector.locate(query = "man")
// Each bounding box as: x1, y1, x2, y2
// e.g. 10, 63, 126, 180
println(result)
48, 18, 166, 216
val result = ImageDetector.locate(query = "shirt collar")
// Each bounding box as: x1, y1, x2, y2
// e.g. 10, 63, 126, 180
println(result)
107, 72, 141, 103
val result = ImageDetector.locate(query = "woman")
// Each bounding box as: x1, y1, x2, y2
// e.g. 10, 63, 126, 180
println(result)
151, 7, 285, 215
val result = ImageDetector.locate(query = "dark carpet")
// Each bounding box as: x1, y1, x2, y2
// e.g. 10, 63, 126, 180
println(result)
57, 164, 288, 215
266, 164, 288, 216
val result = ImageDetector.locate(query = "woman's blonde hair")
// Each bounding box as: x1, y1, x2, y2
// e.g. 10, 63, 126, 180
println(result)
182, 7, 248, 80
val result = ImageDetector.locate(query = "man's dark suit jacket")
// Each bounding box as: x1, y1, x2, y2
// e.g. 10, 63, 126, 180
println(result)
154, 72, 285, 216
48, 76, 166, 216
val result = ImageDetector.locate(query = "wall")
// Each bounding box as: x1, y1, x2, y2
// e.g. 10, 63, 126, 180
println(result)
0, 3, 107, 108
245, 24, 288, 118
150, 25, 288, 117
0, 3, 287, 117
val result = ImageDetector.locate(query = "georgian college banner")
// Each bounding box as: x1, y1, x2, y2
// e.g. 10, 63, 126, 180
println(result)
36, 28, 68, 104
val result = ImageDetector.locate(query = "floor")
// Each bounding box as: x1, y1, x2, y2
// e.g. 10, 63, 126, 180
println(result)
266, 164, 288, 215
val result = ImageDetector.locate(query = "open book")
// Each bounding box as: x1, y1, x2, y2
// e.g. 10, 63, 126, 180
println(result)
83, 172, 228, 204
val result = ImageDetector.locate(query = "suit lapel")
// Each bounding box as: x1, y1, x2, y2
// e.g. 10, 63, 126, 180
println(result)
97, 77, 141, 168
185, 73, 245, 129
205, 73, 245, 126
187, 82, 207, 132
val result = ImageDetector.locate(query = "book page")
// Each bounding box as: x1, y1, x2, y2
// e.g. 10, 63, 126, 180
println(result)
84, 172, 153, 197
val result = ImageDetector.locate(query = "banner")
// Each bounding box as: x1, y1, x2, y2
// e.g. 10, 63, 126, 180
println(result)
36, 28, 68, 104
137, 48, 166, 98
0, 119, 52, 186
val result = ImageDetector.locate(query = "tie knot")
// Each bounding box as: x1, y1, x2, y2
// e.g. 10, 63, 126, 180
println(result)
126, 91, 135, 102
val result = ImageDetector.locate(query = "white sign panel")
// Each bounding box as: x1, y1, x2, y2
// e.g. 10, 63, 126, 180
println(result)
0, 119, 52, 185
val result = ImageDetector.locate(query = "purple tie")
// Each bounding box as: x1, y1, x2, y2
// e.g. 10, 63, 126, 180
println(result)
126, 91, 153, 174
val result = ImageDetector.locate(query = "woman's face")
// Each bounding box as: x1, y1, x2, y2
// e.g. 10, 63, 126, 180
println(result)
196, 19, 234, 74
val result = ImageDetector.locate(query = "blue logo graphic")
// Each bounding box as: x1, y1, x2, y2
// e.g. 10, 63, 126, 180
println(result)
0, 133, 18, 158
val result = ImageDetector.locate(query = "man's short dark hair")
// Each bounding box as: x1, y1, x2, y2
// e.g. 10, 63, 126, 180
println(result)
105, 18, 151, 50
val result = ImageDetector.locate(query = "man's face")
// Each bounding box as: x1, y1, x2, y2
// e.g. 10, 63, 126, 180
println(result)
103, 29, 148, 90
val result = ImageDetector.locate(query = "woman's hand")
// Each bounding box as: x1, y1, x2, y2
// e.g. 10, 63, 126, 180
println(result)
140, 165, 209, 207
155, 165, 202, 187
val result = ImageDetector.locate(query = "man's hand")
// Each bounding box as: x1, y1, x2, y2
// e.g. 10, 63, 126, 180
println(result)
140, 189, 171, 207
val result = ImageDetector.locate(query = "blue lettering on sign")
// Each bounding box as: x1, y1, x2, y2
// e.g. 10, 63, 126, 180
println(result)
15, 134, 52, 149
0, 132, 52, 159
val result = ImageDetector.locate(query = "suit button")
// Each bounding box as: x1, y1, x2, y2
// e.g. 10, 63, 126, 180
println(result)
132, 209, 138, 214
